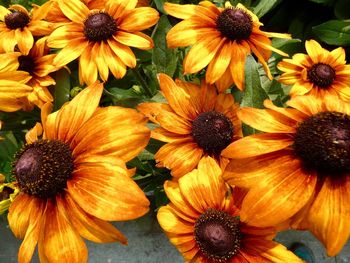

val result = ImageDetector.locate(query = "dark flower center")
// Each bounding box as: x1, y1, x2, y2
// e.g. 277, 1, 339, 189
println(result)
84, 12, 117, 42
216, 8, 253, 41
307, 63, 335, 88
294, 112, 350, 175
5, 11, 30, 30
192, 111, 233, 156
13, 140, 74, 198
195, 209, 241, 262
18, 55, 35, 74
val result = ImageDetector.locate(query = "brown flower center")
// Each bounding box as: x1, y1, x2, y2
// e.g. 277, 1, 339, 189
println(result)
13, 140, 74, 198
294, 111, 350, 174
195, 209, 241, 262
84, 12, 117, 42
192, 111, 233, 156
307, 63, 335, 88
216, 8, 253, 41
5, 11, 30, 30
18, 55, 35, 74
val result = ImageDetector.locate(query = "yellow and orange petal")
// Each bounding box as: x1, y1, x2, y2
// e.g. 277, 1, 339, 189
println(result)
223, 94, 350, 256
0, 4, 54, 55
278, 39, 350, 101
157, 156, 303, 263
47, 0, 159, 85
8, 82, 151, 263
164, 1, 290, 92
138, 73, 242, 178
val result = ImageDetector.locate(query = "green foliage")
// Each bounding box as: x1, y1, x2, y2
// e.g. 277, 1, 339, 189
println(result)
313, 20, 350, 46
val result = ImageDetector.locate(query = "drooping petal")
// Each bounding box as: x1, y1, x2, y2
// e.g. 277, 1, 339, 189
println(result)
52, 37, 88, 68
15, 27, 34, 55
206, 41, 232, 84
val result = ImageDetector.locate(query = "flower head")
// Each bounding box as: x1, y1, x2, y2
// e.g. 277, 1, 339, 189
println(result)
0, 4, 53, 55
47, 0, 159, 85
278, 39, 350, 101
138, 73, 242, 177
222, 94, 350, 256
9, 82, 151, 262
157, 157, 303, 263
164, 1, 290, 91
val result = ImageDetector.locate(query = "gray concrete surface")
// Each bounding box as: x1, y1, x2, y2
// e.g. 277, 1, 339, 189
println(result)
0, 211, 349, 262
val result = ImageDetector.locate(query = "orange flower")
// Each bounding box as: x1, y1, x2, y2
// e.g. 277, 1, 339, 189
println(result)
278, 39, 350, 101
9, 82, 151, 262
0, 4, 53, 55
222, 94, 350, 256
164, 1, 290, 92
138, 73, 242, 178
157, 156, 303, 263
47, 0, 159, 85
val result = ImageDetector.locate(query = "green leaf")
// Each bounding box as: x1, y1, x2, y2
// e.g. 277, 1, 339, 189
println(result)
152, 15, 178, 77
253, 0, 282, 18
53, 69, 71, 111
335, 0, 350, 20
240, 55, 268, 135
313, 20, 350, 46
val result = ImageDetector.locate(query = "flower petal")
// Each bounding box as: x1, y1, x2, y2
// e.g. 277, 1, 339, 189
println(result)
157, 205, 194, 234
53, 37, 88, 68
115, 31, 153, 50
118, 7, 159, 31
15, 27, 33, 55
58, 0, 89, 23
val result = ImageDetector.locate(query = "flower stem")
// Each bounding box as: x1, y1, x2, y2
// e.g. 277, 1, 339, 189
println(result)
133, 67, 153, 98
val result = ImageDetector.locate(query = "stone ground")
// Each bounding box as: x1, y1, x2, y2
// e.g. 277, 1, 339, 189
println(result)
0, 211, 349, 263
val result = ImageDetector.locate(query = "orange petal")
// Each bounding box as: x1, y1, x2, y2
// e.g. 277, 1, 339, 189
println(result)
155, 140, 203, 178
67, 156, 150, 221
61, 194, 127, 244
25, 122, 43, 144
163, 2, 197, 19
306, 177, 350, 256
58, 0, 89, 23
52, 37, 88, 68
71, 106, 150, 162
229, 41, 250, 91
47, 23, 84, 49
240, 166, 317, 227
118, 7, 159, 31
215, 67, 234, 92
109, 36, 136, 68
152, 127, 189, 143
42, 199, 88, 263
102, 42, 127, 79
222, 133, 294, 159
305, 39, 326, 64
115, 31, 154, 50
78, 44, 98, 85
15, 27, 33, 55
157, 205, 194, 234
206, 41, 232, 84
158, 73, 197, 120
286, 95, 323, 116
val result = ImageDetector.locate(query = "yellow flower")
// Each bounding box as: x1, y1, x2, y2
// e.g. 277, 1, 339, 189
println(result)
157, 156, 303, 263
0, 52, 32, 112
47, 0, 159, 85
164, 1, 290, 92
2, 37, 59, 110
278, 39, 350, 101
0, 181, 20, 214
138, 73, 242, 178
223, 94, 350, 256
9, 82, 151, 263
0, 4, 53, 55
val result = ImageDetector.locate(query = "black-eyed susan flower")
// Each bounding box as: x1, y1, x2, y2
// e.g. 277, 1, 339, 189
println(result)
278, 39, 350, 101
47, 0, 159, 85
0, 52, 32, 112
9, 82, 151, 262
138, 73, 242, 178
164, 1, 290, 92
0, 4, 53, 55
2, 37, 58, 110
222, 94, 350, 256
157, 156, 303, 263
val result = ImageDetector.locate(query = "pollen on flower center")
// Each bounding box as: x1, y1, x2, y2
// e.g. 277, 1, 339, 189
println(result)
192, 111, 233, 156
307, 63, 335, 88
13, 140, 74, 198
83, 12, 117, 42
195, 209, 241, 261
216, 8, 253, 41
5, 11, 30, 30
18, 55, 35, 74
294, 111, 350, 174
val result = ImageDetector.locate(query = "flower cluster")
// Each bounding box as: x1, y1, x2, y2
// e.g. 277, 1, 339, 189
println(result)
0, 0, 350, 262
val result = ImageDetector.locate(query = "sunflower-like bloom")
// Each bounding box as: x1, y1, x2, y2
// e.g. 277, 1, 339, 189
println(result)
0, 4, 53, 55
3, 37, 58, 110
157, 156, 302, 263
138, 73, 242, 178
278, 39, 350, 101
0, 52, 32, 112
9, 82, 151, 263
222, 94, 350, 256
164, 1, 290, 92
47, 0, 159, 85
